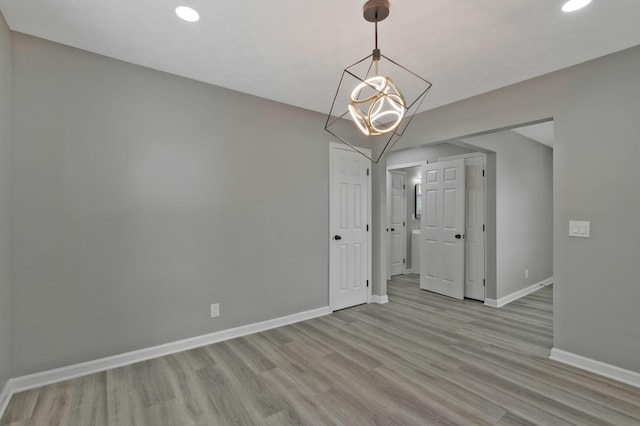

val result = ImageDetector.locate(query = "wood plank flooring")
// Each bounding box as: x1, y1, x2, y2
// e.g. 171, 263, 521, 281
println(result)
3, 274, 640, 425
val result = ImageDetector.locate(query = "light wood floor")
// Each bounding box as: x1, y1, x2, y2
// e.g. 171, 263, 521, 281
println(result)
3, 275, 640, 425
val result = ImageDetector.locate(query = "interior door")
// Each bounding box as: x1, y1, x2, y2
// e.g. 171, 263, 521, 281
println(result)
464, 156, 486, 300
420, 159, 465, 300
330, 144, 370, 311
390, 171, 406, 276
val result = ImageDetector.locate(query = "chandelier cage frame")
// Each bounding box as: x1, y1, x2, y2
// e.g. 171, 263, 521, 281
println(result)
324, 0, 433, 164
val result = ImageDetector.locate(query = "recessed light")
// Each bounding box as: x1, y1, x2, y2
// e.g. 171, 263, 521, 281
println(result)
562, 0, 592, 13
175, 6, 200, 22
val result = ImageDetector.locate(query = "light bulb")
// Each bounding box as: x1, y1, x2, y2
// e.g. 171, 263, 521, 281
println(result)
348, 76, 406, 136
561, 0, 592, 13
175, 6, 200, 22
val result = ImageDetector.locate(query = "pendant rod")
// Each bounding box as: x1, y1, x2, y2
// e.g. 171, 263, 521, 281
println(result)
375, 19, 378, 51
364, 0, 388, 65
374, 20, 379, 75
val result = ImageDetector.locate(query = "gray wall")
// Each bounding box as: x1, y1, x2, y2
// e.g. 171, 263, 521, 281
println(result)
0, 13, 11, 390
386, 143, 473, 168
10, 33, 330, 376
484, 153, 497, 301
371, 161, 386, 297
3, 25, 639, 382
460, 130, 553, 299
374, 44, 640, 373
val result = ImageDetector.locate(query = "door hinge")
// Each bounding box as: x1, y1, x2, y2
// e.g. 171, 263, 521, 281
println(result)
483, 224, 485, 232
366, 224, 369, 231
366, 280, 369, 288
482, 169, 485, 177
367, 168, 369, 176
403, 258, 406, 264
483, 278, 486, 287
403, 184, 406, 190
403, 221, 406, 227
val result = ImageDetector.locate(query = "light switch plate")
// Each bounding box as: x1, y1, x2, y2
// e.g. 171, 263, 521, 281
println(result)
210, 303, 220, 318
569, 220, 590, 238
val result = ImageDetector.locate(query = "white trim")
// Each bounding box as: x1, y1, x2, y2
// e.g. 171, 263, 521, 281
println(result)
9, 306, 331, 394
484, 277, 553, 308
371, 295, 389, 304
389, 170, 407, 276
540, 277, 553, 286
550, 348, 640, 389
386, 170, 392, 280
0, 380, 12, 420
368, 158, 372, 305
483, 298, 499, 308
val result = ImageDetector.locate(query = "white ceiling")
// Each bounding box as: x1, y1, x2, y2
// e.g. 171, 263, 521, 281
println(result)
1, 1, 640, 115
512, 121, 555, 147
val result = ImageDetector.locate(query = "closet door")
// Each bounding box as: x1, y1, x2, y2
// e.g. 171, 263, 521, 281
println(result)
420, 159, 465, 300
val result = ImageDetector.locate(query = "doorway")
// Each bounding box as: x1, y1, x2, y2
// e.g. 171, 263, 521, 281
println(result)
437, 154, 487, 301
420, 158, 467, 300
329, 142, 372, 311
386, 153, 486, 301
382, 121, 553, 307
389, 171, 406, 276
386, 161, 425, 281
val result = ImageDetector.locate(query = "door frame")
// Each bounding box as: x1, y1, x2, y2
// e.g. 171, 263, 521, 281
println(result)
385, 156, 487, 301
386, 161, 426, 280
329, 142, 372, 310
439, 153, 487, 301
420, 158, 466, 299
389, 170, 407, 276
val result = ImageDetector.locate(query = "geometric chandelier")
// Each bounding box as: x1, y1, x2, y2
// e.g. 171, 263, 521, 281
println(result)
325, 0, 432, 164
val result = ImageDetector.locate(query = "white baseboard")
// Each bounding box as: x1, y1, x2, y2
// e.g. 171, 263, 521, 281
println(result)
483, 298, 499, 308
371, 295, 389, 304
550, 348, 640, 389
484, 277, 553, 308
9, 306, 331, 394
0, 380, 12, 420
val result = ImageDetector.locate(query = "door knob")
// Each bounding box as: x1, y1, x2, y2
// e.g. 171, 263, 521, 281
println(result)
334, 235, 342, 240
391, 228, 395, 231
455, 234, 462, 239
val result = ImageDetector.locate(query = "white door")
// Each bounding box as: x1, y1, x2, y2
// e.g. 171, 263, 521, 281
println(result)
330, 144, 371, 310
420, 159, 465, 300
465, 156, 486, 301
390, 171, 406, 276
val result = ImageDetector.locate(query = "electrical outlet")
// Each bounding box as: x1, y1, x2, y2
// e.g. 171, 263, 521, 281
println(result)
210, 303, 220, 318
525, 269, 529, 279
569, 220, 590, 237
